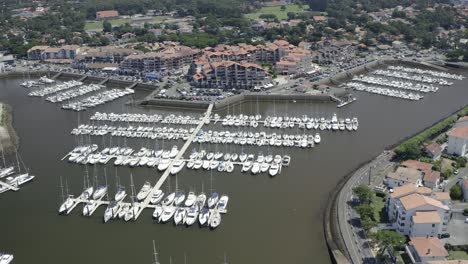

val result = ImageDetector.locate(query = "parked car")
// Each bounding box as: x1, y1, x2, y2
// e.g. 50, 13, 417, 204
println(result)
438, 233, 450, 239
465, 218, 468, 223
454, 170, 459, 175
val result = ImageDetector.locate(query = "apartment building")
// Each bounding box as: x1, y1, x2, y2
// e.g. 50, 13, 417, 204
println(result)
27, 46, 49, 60
275, 48, 314, 75
309, 39, 356, 64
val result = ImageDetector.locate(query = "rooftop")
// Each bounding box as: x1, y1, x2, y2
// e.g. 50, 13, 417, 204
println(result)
401, 160, 433, 175
96, 10, 119, 18
387, 166, 423, 184
390, 184, 432, 199
424, 171, 441, 185
412, 211, 441, 224
424, 143, 443, 156
447, 126, 468, 138
400, 193, 449, 211
409, 237, 449, 258
427, 260, 468, 264
432, 192, 451, 201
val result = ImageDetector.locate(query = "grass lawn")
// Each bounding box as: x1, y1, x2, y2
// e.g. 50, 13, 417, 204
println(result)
85, 16, 169, 31
373, 193, 387, 223
245, 4, 309, 20
449, 251, 468, 260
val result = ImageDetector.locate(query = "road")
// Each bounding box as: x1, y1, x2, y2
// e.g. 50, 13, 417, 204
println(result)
337, 151, 393, 264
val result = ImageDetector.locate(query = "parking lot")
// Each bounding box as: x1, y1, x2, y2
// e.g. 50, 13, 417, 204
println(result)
443, 212, 468, 245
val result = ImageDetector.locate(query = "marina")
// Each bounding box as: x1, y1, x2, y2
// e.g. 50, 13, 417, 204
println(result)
45, 84, 105, 103
27, 80, 83, 97
344, 65, 464, 100
61, 87, 135, 111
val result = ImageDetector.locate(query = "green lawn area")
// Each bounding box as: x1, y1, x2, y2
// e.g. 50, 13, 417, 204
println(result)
373, 194, 387, 223
85, 16, 170, 31
245, 4, 309, 20
449, 251, 468, 260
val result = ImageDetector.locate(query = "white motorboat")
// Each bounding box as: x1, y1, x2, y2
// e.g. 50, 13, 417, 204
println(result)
241, 161, 252, 172
193, 160, 203, 170
184, 192, 197, 207
209, 160, 219, 170
170, 160, 185, 175
314, 133, 321, 144
162, 192, 176, 206
214, 152, 223, 160
14, 173, 35, 186
231, 153, 238, 161
217, 161, 226, 172
136, 181, 152, 201
185, 207, 198, 226
169, 145, 178, 158
209, 210, 221, 229
59, 195, 75, 214
216, 195, 229, 210
269, 162, 281, 177
282, 155, 291, 167
251, 162, 260, 174
92, 185, 107, 200
83, 201, 98, 216
260, 162, 270, 173
196, 193, 207, 208
202, 160, 210, 170
199, 207, 210, 225
129, 157, 140, 167
104, 201, 120, 223
125, 203, 139, 221
153, 204, 163, 218
206, 152, 214, 160
159, 206, 176, 223
115, 187, 126, 201
157, 159, 171, 171
265, 155, 273, 163
174, 207, 186, 225
239, 153, 247, 162
174, 192, 185, 206
138, 156, 149, 166
225, 162, 234, 173
114, 156, 124, 166
207, 192, 219, 208
223, 153, 231, 161
0, 253, 14, 264
150, 190, 164, 204
186, 160, 195, 169
147, 157, 158, 167
273, 155, 282, 164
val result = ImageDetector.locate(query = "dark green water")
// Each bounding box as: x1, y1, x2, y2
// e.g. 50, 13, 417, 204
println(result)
0, 70, 467, 264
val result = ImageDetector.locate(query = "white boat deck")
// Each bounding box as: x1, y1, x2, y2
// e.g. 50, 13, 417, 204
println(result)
0, 180, 19, 191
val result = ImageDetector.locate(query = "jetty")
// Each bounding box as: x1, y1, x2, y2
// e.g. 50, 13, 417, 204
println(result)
0, 180, 19, 192
135, 103, 214, 219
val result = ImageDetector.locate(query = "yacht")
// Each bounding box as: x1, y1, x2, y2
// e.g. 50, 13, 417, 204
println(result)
207, 192, 219, 208
241, 161, 252, 172
314, 133, 321, 144
265, 155, 273, 163
209, 210, 221, 229
59, 195, 75, 214
124, 203, 139, 221
83, 201, 98, 216
260, 162, 270, 173
231, 153, 238, 161
174, 207, 186, 225
186, 160, 195, 169
206, 152, 214, 160
170, 160, 185, 175
14, 173, 35, 186
150, 190, 164, 204
202, 160, 210, 170
169, 145, 178, 158
162, 192, 176, 206
159, 206, 176, 223
92, 185, 107, 200
136, 182, 152, 201
199, 208, 210, 226
225, 162, 234, 173
0, 253, 13, 264
217, 195, 229, 210
157, 158, 171, 171
81, 186, 94, 200
104, 201, 120, 223
269, 162, 281, 177
174, 192, 185, 206
193, 160, 203, 170
282, 156, 291, 167
153, 204, 163, 219
114, 187, 126, 201
184, 192, 197, 207
138, 156, 149, 166
196, 193, 207, 208
273, 155, 282, 164
209, 160, 219, 170
251, 162, 260, 174
239, 153, 247, 162
185, 207, 198, 226
114, 156, 125, 166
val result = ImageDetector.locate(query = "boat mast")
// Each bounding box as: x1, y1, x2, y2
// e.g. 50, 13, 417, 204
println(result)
104, 167, 108, 200
0, 140, 6, 167
152, 240, 160, 264
15, 149, 21, 174
130, 173, 135, 204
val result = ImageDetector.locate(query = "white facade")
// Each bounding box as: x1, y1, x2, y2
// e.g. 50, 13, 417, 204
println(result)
447, 134, 467, 156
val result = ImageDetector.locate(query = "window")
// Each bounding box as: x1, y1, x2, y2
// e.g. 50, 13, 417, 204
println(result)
432, 224, 435, 227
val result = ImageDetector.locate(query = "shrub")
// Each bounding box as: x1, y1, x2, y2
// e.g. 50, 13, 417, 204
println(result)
450, 184, 463, 200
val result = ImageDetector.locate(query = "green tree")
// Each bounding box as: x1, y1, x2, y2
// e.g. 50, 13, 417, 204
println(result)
103, 20, 112, 33
280, 5, 286, 11
353, 184, 374, 204
356, 204, 374, 219
450, 184, 462, 200
371, 230, 407, 251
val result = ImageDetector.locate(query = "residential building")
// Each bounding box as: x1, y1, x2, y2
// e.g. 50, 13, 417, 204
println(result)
309, 39, 356, 64
190, 60, 271, 89
387, 184, 432, 221
40, 45, 80, 62
424, 143, 443, 161
27, 46, 49, 60
454, 116, 468, 128
385, 166, 424, 188
447, 126, 468, 156
275, 48, 313, 75
120, 44, 199, 75
96, 10, 119, 21
389, 193, 450, 236
73, 46, 142, 69
432, 192, 451, 206
406, 237, 449, 264
401, 160, 440, 189
121, 33, 136, 41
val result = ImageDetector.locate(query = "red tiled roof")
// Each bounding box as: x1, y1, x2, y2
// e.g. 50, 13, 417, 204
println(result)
424, 171, 440, 184
448, 126, 468, 138
401, 160, 433, 175
424, 143, 443, 156
409, 237, 448, 258
457, 116, 468, 122
96, 10, 119, 18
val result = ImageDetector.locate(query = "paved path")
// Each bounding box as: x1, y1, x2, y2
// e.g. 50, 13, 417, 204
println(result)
337, 151, 393, 264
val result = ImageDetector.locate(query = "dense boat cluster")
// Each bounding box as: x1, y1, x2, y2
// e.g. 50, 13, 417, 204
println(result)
62, 88, 135, 111
347, 82, 424, 100
90, 112, 202, 125
20, 76, 55, 88
352, 75, 438, 93
373, 69, 454, 85
71, 125, 193, 138
388, 66, 464, 80
46, 84, 104, 103
27, 80, 83, 97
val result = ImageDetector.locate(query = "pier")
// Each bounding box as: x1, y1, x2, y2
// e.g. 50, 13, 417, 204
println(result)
0, 179, 19, 192
135, 103, 214, 219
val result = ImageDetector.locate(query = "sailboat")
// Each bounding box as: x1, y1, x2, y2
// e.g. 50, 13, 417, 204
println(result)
125, 173, 139, 221
58, 176, 74, 214
0, 141, 14, 179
